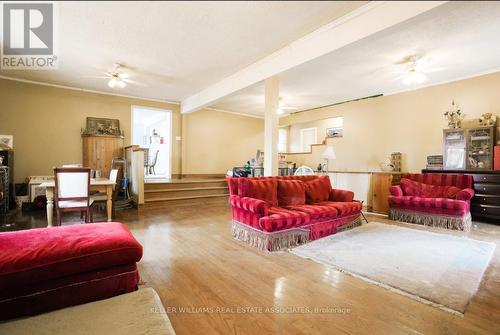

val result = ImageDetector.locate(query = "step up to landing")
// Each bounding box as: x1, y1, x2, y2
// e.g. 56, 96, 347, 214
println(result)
144, 178, 229, 204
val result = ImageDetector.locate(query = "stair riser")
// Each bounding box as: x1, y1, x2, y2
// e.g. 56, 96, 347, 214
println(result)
144, 196, 229, 208
145, 181, 227, 191
145, 188, 229, 201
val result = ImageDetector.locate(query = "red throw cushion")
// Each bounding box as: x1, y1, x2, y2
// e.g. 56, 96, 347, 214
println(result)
440, 186, 461, 199
238, 177, 278, 206
304, 176, 331, 203
277, 180, 306, 206
0, 222, 143, 289
400, 178, 462, 199
400, 178, 421, 196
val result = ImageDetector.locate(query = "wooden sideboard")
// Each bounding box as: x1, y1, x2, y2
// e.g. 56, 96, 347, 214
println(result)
82, 135, 124, 178
422, 169, 500, 224
370, 172, 404, 214
323, 171, 404, 215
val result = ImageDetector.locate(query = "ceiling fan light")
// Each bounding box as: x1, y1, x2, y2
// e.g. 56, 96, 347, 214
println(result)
108, 77, 118, 88
118, 80, 126, 88
403, 70, 427, 86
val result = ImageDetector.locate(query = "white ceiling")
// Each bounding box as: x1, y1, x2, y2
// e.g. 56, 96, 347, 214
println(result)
211, 1, 500, 116
0, 1, 365, 102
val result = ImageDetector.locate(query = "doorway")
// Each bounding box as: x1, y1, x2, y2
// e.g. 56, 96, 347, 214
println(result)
131, 106, 172, 181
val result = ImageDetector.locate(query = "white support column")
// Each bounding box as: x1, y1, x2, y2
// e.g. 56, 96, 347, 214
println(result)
264, 76, 279, 176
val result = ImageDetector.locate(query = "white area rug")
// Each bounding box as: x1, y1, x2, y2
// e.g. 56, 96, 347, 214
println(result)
291, 222, 495, 314
0, 288, 176, 335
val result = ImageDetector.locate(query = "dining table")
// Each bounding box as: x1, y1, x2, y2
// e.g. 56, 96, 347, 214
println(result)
39, 178, 115, 226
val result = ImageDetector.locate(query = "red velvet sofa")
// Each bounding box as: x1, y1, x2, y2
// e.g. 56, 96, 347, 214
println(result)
226, 175, 362, 251
0, 222, 143, 321
388, 173, 474, 231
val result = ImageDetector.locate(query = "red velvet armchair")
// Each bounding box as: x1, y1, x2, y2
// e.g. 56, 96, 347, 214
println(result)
388, 173, 474, 231
227, 175, 362, 251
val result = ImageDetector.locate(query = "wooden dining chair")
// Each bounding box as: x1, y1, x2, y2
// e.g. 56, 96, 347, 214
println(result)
54, 167, 93, 226
143, 148, 150, 175
90, 169, 119, 220
148, 150, 159, 175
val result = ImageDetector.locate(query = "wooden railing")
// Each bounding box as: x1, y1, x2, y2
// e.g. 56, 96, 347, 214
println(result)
124, 145, 145, 205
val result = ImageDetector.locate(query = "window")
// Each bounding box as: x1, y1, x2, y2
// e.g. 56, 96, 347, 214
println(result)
299, 127, 317, 152
278, 127, 288, 153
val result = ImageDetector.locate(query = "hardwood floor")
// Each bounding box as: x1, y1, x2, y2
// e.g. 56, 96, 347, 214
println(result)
2, 203, 500, 334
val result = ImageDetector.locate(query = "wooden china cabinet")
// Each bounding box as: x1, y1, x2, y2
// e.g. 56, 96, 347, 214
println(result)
423, 125, 499, 224
82, 134, 124, 178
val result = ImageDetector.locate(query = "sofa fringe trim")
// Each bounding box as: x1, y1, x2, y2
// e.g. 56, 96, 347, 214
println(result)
389, 209, 472, 232
336, 215, 362, 232
232, 220, 310, 252
232, 214, 363, 252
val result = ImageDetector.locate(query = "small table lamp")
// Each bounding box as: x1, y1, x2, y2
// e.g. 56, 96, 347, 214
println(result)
321, 146, 336, 172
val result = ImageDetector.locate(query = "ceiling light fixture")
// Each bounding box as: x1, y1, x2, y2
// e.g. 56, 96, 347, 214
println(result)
107, 63, 128, 89
108, 74, 127, 88
403, 56, 427, 85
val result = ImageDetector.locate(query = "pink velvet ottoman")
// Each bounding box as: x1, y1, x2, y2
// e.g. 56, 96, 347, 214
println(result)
0, 222, 143, 321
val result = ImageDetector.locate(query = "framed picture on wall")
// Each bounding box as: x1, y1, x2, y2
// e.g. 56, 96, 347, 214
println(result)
0, 135, 13, 149
326, 127, 343, 138
84, 117, 121, 136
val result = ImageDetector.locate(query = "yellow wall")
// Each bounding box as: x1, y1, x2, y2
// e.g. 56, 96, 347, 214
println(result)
3, 71, 499, 182
288, 116, 343, 152
0, 78, 265, 182
182, 109, 264, 175
0, 79, 183, 182
280, 71, 500, 172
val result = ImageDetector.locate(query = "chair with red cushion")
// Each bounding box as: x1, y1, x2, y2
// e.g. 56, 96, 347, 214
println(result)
388, 173, 474, 231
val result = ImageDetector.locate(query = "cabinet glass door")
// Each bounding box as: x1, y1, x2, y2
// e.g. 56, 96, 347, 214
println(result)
444, 130, 466, 169
467, 128, 492, 170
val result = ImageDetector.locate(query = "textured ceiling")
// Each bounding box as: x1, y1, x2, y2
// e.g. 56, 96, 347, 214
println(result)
0, 1, 364, 102
211, 1, 500, 116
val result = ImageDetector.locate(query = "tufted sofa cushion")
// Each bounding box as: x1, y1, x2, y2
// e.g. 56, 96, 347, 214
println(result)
285, 204, 338, 220
304, 176, 331, 203
389, 195, 470, 216
238, 177, 278, 206
0, 223, 142, 289
400, 178, 462, 199
259, 207, 311, 232
277, 180, 306, 206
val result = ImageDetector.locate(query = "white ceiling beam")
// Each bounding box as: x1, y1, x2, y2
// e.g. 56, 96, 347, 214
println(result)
181, 1, 447, 114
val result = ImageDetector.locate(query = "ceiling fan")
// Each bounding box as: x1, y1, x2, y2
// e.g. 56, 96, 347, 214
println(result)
394, 54, 448, 86
89, 63, 147, 89
106, 63, 129, 88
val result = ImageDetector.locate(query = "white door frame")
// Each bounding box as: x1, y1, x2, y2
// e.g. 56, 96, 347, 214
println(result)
131, 105, 173, 179
299, 127, 317, 152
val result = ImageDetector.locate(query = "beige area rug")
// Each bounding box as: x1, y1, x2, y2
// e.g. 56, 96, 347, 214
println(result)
0, 288, 176, 335
290, 222, 495, 314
